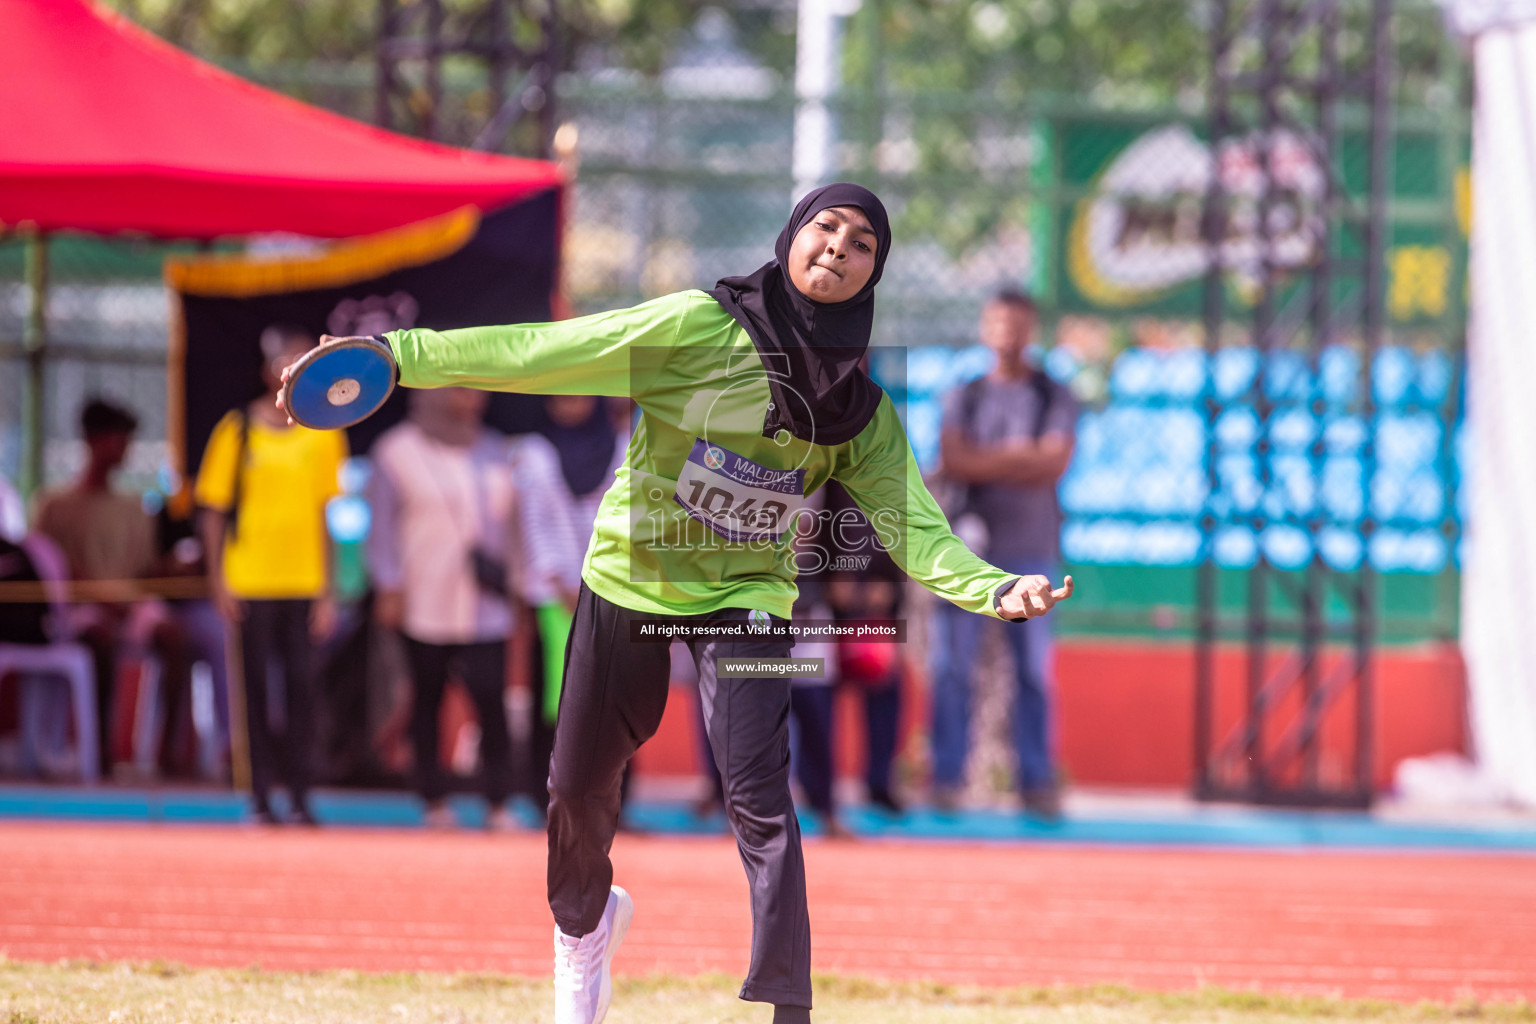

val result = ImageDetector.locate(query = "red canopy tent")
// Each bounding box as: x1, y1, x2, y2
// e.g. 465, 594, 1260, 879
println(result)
1, 0, 565, 494
0, 0, 563, 239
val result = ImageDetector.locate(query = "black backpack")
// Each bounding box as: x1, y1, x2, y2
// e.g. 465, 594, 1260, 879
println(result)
0, 538, 50, 645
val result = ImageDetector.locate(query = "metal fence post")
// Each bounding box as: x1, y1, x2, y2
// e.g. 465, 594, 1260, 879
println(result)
20, 231, 48, 500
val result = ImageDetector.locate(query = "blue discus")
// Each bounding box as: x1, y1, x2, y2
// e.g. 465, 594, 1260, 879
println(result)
282, 336, 397, 430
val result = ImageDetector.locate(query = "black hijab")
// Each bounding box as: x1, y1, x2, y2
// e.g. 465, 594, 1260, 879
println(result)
540, 397, 618, 498
709, 182, 891, 446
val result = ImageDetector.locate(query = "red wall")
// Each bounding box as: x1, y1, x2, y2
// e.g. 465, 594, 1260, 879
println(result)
633, 641, 1469, 792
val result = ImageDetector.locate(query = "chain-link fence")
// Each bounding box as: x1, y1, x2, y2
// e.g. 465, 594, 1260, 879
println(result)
0, 1, 1470, 641
0, 238, 194, 499
559, 85, 1468, 641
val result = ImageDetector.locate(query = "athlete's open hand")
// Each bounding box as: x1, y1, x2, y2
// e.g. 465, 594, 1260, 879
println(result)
275, 334, 357, 424
999, 574, 1073, 620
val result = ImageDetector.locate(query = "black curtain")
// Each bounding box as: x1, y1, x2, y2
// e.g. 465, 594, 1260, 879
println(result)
180, 188, 561, 472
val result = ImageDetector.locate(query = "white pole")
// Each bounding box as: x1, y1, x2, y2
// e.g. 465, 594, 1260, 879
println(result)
1461, 17, 1536, 807
793, 0, 861, 200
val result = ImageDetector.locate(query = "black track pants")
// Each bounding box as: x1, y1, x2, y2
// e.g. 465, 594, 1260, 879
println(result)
238, 599, 315, 810
546, 583, 812, 1009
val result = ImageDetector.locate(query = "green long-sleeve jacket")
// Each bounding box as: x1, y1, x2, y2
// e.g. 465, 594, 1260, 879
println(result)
386, 290, 1018, 621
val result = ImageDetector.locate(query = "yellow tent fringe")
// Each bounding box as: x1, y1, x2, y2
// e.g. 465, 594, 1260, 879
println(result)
164, 206, 480, 298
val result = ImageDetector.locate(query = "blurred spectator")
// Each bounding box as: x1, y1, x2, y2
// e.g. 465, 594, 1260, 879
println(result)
787, 481, 907, 835
33, 398, 193, 778
0, 535, 48, 646
4, 476, 75, 780
786, 582, 843, 835
933, 290, 1079, 817
818, 481, 906, 814
527, 394, 624, 815
0, 473, 23, 543
0, 530, 80, 778
152, 478, 234, 781
196, 326, 345, 825
368, 388, 572, 829
311, 459, 392, 787
542, 394, 628, 550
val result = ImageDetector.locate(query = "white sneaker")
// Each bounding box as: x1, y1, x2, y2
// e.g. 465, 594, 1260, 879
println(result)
553, 885, 633, 1024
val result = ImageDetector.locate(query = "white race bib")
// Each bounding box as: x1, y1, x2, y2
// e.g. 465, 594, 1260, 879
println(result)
673, 438, 806, 543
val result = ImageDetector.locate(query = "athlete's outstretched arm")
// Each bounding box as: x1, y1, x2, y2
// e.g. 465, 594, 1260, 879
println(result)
381, 292, 704, 397
314, 291, 711, 399
833, 394, 1072, 622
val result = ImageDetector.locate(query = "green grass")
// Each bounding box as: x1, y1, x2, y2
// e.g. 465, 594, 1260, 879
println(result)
1, 960, 1531, 1024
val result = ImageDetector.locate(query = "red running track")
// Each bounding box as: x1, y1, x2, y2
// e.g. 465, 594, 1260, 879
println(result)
1, 823, 1533, 1002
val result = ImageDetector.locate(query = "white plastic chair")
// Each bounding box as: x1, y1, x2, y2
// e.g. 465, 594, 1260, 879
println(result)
0, 534, 99, 782
0, 643, 99, 781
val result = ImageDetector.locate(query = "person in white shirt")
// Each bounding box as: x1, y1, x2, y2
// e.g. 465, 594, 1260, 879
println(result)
523, 394, 627, 816
367, 388, 573, 827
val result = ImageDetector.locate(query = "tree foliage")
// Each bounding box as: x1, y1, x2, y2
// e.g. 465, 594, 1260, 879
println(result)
847, 0, 1207, 108
102, 0, 1454, 109
103, 0, 726, 72
101, 0, 1461, 259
